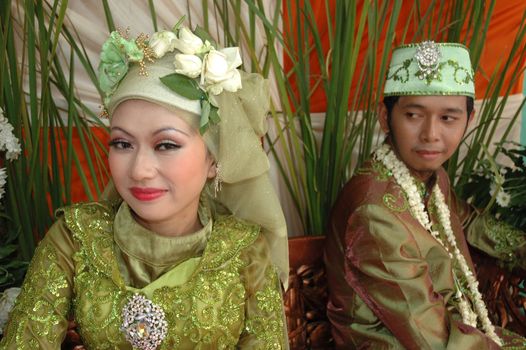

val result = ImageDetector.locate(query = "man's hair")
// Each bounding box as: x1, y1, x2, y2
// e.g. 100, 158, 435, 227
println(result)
383, 95, 474, 126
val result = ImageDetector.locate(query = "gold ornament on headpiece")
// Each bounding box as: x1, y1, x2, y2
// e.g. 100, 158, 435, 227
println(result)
135, 33, 156, 76
414, 40, 441, 80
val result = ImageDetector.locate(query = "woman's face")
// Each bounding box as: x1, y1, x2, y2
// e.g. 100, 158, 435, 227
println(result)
109, 99, 216, 236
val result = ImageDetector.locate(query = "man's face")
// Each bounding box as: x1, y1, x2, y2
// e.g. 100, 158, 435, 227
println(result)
378, 95, 474, 181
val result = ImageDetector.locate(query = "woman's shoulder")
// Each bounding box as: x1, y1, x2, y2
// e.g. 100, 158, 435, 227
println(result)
57, 200, 118, 219
201, 215, 263, 268
211, 214, 261, 247
55, 200, 118, 243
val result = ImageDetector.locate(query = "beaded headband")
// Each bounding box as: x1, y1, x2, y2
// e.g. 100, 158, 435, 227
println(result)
384, 41, 475, 98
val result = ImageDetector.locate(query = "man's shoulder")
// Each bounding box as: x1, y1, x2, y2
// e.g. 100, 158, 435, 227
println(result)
336, 160, 397, 210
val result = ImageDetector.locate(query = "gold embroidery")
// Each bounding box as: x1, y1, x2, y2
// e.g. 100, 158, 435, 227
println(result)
501, 327, 526, 349
372, 159, 391, 181
63, 202, 282, 349
1, 202, 286, 349
382, 192, 408, 213
244, 266, 285, 349
0, 242, 69, 348
485, 216, 526, 269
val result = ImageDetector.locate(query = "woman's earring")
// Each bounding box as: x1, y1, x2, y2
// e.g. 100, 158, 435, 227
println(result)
214, 163, 222, 197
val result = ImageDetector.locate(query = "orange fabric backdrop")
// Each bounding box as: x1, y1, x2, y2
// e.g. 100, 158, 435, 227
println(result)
57, 127, 109, 203
284, 1, 526, 113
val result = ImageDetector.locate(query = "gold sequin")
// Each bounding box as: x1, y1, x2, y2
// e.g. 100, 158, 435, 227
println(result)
0, 241, 69, 348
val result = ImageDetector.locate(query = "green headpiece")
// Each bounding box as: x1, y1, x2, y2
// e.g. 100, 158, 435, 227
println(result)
384, 41, 475, 98
97, 20, 289, 285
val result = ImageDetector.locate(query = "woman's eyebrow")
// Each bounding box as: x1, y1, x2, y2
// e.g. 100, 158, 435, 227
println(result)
110, 126, 133, 137
153, 127, 190, 137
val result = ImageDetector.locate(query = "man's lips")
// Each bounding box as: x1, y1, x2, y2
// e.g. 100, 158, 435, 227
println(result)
415, 149, 442, 159
129, 187, 167, 201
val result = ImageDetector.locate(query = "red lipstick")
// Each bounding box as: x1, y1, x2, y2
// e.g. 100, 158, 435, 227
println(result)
130, 187, 166, 201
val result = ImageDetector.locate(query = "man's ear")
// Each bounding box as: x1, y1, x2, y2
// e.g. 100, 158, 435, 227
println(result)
378, 102, 390, 134
467, 108, 475, 126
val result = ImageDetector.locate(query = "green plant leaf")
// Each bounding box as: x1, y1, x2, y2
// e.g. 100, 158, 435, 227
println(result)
194, 25, 217, 47
160, 73, 205, 100
209, 106, 220, 124
0, 244, 17, 260
200, 99, 211, 134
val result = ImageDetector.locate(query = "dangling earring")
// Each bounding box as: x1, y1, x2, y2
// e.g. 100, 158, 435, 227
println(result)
213, 163, 222, 197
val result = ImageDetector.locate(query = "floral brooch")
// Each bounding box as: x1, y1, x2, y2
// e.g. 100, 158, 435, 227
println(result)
414, 40, 441, 80
98, 17, 243, 134
120, 293, 168, 350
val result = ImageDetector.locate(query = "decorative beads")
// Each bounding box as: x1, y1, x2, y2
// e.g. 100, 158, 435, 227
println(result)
414, 41, 441, 80
121, 293, 168, 350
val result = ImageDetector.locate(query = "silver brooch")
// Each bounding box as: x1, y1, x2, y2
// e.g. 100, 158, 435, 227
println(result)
414, 41, 441, 80
120, 293, 168, 350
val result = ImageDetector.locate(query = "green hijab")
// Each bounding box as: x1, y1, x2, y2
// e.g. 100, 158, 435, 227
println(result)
99, 27, 289, 285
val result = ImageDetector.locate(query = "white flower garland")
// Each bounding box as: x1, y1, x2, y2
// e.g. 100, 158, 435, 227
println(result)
374, 143, 502, 346
0, 107, 21, 201
0, 108, 21, 161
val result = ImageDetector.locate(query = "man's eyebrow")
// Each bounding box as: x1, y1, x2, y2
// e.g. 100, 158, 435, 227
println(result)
400, 103, 425, 109
401, 103, 464, 114
442, 107, 465, 114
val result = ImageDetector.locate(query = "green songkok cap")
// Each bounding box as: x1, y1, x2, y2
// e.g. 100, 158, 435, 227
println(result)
384, 41, 475, 98
98, 22, 289, 285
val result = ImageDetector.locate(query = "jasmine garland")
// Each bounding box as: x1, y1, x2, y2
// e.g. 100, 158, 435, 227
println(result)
374, 143, 502, 346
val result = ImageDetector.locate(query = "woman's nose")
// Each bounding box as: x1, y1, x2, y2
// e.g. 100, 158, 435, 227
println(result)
130, 149, 156, 180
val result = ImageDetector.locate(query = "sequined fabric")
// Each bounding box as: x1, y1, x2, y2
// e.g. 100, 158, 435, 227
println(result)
0, 242, 70, 349
0, 201, 287, 349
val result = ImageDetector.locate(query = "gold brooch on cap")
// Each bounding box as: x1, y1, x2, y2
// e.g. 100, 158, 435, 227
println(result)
414, 41, 441, 80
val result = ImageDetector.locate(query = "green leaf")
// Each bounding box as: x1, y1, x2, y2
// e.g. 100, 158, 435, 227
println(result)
209, 106, 220, 124
200, 99, 211, 134
193, 25, 217, 47
172, 15, 186, 32
0, 244, 17, 260
160, 73, 205, 100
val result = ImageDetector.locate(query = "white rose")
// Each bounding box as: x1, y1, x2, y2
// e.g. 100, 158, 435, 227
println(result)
0, 287, 21, 335
173, 27, 204, 55
174, 54, 203, 78
202, 48, 242, 94
149, 30, 177, 58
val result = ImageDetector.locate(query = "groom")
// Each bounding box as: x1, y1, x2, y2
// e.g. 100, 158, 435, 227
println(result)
324, 41, 526, 349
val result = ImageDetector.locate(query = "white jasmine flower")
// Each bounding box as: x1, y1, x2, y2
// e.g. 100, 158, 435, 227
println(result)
489, 182, 496, 197
202, 48, 242, 95
149, 30, 177, 58
496, 190, 511, 208
0, 287, 21, 335
173, 27, 205, 55
0, 168, 6, 200
0, 108, 21, 160
173, 53, 203, 78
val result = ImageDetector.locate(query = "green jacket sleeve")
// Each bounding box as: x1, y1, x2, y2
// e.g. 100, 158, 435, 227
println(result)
0, 217, 76, 350
345, 204, 499, 350
237, 234, 289, 349
451, 190, 526, 270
